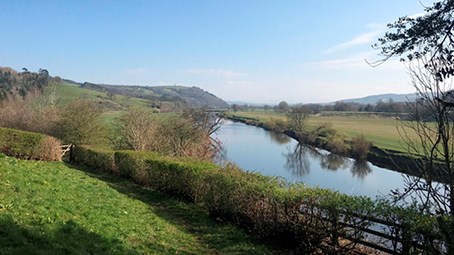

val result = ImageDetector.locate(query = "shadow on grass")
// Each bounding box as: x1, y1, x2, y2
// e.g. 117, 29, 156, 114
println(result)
67, 163, 281, 255
0, 215, 140, 255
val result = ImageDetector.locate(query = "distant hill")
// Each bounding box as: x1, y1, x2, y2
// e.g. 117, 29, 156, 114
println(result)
68, 81, 229, 109
0, 66, 229, 111
338, 93, 418, 105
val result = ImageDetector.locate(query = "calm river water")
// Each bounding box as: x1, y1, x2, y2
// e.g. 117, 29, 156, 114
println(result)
214, 120, 408, 198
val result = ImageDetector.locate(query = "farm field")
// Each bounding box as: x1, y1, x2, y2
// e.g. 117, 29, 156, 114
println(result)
229, 111, 419, 152
0, 155, 275, 255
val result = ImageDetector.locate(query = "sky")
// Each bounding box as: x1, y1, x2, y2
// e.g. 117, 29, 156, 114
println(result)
0, 0, 435, 104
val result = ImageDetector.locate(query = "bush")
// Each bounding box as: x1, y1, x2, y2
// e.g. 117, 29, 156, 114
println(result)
0, 127, 62, 161
266, 117, 288, 132
55, 99, 106, 145
325, 137, 349, 155
114, 150, 217, 201
350, 135, 372, 159
72, 145, 116, 174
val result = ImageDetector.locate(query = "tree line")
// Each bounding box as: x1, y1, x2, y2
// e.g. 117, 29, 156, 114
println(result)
230, 99, 413, 114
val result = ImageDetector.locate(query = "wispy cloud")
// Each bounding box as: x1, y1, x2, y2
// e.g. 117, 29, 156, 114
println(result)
306, 51, 404, 71
323, 27, 384, 54
184, 68, 244, 77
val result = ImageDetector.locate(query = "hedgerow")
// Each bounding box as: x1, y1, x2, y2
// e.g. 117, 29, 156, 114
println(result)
0, 127, 61, 161
72, 145, 116, 174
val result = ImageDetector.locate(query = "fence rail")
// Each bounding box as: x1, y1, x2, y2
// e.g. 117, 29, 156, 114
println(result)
60, 144, 73, 158
318, 209, 445, 255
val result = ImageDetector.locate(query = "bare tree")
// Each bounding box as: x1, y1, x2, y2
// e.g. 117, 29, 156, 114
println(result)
286, 104, 310, 135
396, 59, 454, 252
114, 108, 159, 151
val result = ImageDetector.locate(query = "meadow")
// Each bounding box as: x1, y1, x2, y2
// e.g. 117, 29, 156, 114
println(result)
229, 110, 419, 152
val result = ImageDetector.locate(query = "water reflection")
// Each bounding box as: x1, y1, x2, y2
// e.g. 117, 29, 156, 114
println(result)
351, 160, 372, 179
267, 131, 291, 144
283, 144, 311, 177
283, 144, 373, 180
320, 153, 349, 171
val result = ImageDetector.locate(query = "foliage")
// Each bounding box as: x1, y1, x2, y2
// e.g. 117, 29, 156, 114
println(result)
0, 127, 62, 161
0, 155, 273, 255
350, 135, 372, 160
325, 137, 349, 156
266, 117, 288, 132
0, 67, 50, 101
72, 145, 116, 174
114, 150, 217, 202
276, 101, 289, 113
374, 0, 454, 81
55, 99, 106, 145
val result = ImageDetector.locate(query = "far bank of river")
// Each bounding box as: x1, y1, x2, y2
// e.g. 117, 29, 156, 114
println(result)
215, 120, 415, 198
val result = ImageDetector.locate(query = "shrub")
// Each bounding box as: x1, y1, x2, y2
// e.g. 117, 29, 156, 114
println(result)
72, 145, 116, 174
266, 117, 288, 132
350, 135, 372, 159
54, 99, 106, 145
313, 123, 336, 138
114, 150, 217, 202
0, 127, 62, 161
38, 136, 63, 161
325, 137, 349, 155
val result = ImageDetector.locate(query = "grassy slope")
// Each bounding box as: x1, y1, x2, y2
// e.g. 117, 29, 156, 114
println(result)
230, 111, 418, 152
55, 82, 150, 108
0, 155, 274, 255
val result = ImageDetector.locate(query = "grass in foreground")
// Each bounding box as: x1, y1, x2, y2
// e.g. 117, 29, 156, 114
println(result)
0, 155, 276, 255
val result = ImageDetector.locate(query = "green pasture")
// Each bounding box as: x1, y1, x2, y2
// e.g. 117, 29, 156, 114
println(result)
0, 155, 275, 255
229, 111, 419, 152
54, 82, 151, 108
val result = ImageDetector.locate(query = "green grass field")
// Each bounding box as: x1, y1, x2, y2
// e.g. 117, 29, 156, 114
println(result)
230, 111, 418, 152
0, 154, 276, 255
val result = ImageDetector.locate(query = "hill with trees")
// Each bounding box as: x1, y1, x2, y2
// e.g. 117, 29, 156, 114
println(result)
338, 93, 418, 105
75, 81, 229, 110
0, 67, 229, 112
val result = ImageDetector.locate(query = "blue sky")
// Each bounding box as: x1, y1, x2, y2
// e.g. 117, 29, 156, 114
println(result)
1, 0, 433, 104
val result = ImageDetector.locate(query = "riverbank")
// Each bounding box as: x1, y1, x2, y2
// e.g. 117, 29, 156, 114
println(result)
226, 115, 435, 182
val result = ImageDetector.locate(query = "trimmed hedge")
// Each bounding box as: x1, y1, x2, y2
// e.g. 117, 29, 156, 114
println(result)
72, 145, 116, 174
115, 150, 217, 202
0, 127, 62, 161
72, 147, 447, 253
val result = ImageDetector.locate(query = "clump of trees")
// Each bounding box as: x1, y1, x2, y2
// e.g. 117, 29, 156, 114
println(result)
112, 107, 222, 161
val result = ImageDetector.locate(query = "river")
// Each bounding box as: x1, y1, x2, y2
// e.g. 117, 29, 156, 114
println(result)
214, 120, 409, 199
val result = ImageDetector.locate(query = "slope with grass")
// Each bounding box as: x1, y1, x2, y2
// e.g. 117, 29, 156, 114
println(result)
0, 154, 276, 255
66, 80, 229, 109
